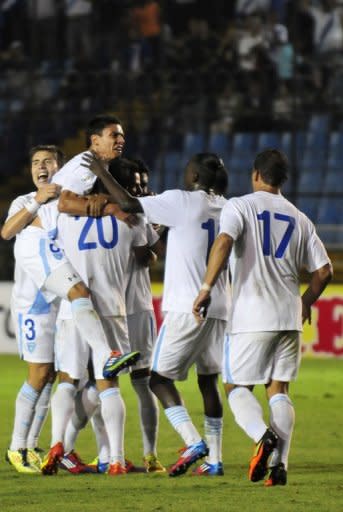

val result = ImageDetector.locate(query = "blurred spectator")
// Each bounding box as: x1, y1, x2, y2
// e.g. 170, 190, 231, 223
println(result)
64, 0, 93, 65
211, 81, 244, 134
308, 0, 343, 55
235, 0, 270, 17
236, 15, 268, 89
130, 0, 162, 65
27, 0, 61, 62
269, 24, 294, 87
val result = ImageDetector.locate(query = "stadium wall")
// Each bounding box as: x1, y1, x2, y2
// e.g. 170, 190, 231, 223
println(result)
0, 282, 342, 357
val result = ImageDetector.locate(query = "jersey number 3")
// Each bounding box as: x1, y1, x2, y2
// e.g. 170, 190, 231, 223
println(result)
257, 210, 295, 258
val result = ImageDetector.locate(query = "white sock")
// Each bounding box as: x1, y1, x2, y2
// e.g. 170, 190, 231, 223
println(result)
64, 384, 99, 453
228, 387, 267, 443
71, 298, 110, 362
90, 406, 110, 464
164, 406, 202, 446
10, 382, 39, 451
51, 382, 77, 447
204, 416, 223, 465
27, 383, 52, 449
131, 376, 159, 456
99, 388, 125, 465
269, 393, 295, 470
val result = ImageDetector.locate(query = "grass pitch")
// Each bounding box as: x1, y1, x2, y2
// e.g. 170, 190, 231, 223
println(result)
1, 355, 342, 512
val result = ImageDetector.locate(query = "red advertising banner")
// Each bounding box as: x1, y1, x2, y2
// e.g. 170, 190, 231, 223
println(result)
151, 284, 343, 358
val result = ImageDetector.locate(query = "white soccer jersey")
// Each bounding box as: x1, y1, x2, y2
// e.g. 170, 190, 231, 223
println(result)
56, 213, 147, 318
139, 190, 229, 320
125, 221, 159, 315
219, 190, 331, 332
52, 151, 98, 195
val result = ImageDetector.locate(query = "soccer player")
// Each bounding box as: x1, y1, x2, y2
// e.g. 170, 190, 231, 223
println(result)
2, 145, 63, 473
193, 149, 333, 486
81, 152, 230, 477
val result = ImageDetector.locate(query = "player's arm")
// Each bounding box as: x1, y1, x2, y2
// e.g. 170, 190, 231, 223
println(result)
58, 190, 109, 217
133, 244, 157, 267
193, 233, 233, 323
1, 184, 61, 240
301, 262, 333, 324
81, 153, 143, 213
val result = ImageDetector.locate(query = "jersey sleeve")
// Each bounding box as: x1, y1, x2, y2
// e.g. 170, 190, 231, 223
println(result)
219, 198, 244, 240
138, 190, 185, 227
53, 152, 96, 195
303, 223, 331, 273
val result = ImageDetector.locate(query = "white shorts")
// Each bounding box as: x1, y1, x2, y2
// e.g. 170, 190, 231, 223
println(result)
127, 310, 156, 369
15, 235, 82, 302
222, 331, 301, 385
12, 301, 59, 363
151, 312, 226, 381
55, 316, 131, 380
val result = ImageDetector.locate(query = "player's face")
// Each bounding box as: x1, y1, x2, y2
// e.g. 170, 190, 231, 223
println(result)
128, 172, 143, 197
91, 124, 125, 161
31, 150, 59, 189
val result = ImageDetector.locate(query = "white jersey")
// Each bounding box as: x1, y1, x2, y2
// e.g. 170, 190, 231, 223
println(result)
125, 221, 159, 315
56, 212, 146, 319
52, 151, 97, 195
219, 191, 331, 333
139, 190, 228, 320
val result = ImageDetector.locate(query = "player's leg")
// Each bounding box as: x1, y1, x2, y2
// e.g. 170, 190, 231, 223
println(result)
150, 313, 209, 477
264, 331, 300, 486
127, 311, 164, 472
223, 332, 278, 482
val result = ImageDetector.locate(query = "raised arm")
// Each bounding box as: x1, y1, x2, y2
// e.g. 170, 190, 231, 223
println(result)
192, 233, 233, 323
81, 153, 143, 213
1, 184, 61, 240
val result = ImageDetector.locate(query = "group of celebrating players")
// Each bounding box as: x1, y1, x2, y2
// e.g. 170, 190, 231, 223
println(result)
2, 114, 332, 485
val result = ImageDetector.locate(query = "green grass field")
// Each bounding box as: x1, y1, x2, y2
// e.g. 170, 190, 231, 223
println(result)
1, 355, 342, 512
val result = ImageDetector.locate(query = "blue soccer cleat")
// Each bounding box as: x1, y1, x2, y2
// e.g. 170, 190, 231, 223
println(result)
103, 350, 140, 379
169, 440, 209, 477
192, 461, 224, 476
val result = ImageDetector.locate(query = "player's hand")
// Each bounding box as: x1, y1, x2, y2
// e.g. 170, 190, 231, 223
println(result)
86, 194, 108, 217
35, 184, 61, 204
193, 290, 211, 324
81, 152, 106, 177
302, 299, 312, 325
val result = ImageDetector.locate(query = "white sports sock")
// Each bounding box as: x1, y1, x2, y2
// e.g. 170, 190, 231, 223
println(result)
27, 383, 52, 449
204, 416, 223, 464
269, 393, 295, 469
131, 376, 159, 456
64, 384, 99, 453
51, 382, 77, 447
164, 406, 202, 446
228, 387, 267, 443
71, 298, 111, 361
90, 406, 110, 464
10, 382, 40, 451
99, 388, 125, 465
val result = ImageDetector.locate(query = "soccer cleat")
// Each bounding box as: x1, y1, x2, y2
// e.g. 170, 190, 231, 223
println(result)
192, 461, 224, 476
6, 448, 40, 474
264, 463, 287, 487
103, 350, 141, 379
143, 453, 166, 473
27, 448, 43, 471
168, 440, 209, 477
88, 456, 109, 474
41, 442, 64, 475
59, 450, 97, 474
125, 459, 136, 473
249, 429, 278, 482
108, 462, 128, 475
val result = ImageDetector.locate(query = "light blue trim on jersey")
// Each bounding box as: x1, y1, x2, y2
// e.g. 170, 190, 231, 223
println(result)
224, 333, 233, 383
48, 228, 58, 240
39, 238, 51, 277
18, 313, 24, 359
152, 324, 166, 371
149, 313, 154, 342
28, 290, 51, 315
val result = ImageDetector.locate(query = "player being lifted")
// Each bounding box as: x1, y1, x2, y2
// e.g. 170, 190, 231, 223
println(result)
81, 151, 230, 477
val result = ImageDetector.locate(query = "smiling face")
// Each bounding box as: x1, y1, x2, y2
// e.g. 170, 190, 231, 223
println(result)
90, 123, 125, 162
30, 150, 59, 189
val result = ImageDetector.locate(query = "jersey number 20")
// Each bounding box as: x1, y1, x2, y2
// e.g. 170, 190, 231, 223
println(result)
76, 217, 119, 250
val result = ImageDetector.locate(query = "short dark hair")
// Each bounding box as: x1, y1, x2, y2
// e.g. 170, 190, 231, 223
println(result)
85, 114, 122, 147
108, 157, 139, 189
29, 145, 65, 168
188, 153, 228, 191
253, 149, 288, 187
